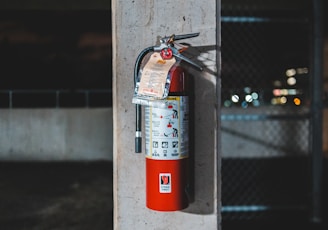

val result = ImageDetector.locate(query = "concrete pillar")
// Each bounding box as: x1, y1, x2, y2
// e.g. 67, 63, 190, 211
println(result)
112, 1, 220, 229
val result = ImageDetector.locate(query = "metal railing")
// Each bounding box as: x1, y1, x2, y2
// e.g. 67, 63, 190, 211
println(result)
0, 89, 112, 108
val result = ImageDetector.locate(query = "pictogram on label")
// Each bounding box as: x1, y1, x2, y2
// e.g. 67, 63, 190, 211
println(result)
159, 173, 171, 193
145, 96, 189, 160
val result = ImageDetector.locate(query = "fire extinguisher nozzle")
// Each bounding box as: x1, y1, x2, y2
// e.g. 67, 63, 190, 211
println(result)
135, 137, 142, 153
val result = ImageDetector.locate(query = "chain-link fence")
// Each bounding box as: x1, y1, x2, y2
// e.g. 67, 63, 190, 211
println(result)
221, 0, 312, 223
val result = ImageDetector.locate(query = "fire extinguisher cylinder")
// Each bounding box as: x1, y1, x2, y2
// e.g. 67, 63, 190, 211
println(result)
133, 33, 202, 211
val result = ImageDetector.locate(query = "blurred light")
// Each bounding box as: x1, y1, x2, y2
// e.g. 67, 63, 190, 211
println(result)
241, 101, 248, 108
273, 89, 280, 96
280, 96, 287, 104
286, 68, 296, 77
272, 88, 301, 96
294, 97, 301, 106
273, 89, 289, 96
281, 89, 288, 95
288, 89, 297, 95
221, 16, 270, 23
271, 98, 278, 105
271, 97, 287, 105
245, 94, 253, 102
296, 67, 308, 75
244, 87, 251, 94
287, 77, 297, 86
222, 205, 269, 212
224, 100, 232, 107
252, 99, 260, 107
231, 94, 239, 103
273, 80, 282, 87
251, 92, 258, 100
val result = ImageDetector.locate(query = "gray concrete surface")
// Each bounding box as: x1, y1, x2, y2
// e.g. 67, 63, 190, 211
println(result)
112, 0, 220, 229
0, 108, 113, 161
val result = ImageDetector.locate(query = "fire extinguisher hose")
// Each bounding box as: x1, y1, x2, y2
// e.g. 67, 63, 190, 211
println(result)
134, 46, 155, 153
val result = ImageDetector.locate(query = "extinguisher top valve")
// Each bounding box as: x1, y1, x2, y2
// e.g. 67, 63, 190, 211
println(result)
154, 33, 203, 71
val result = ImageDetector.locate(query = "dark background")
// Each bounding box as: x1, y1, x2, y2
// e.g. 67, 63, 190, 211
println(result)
0, 10, 111, 90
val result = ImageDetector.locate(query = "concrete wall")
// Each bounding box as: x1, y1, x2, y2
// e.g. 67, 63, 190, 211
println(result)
0, 109, 113, 161
112, 0, 219, 230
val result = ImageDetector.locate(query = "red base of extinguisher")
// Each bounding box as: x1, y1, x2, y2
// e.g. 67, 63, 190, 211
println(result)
146, 158, 189, 211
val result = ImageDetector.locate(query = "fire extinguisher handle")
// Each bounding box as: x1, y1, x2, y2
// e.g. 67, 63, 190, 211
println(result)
159, 33, 200, 44
173, 32, 200, 41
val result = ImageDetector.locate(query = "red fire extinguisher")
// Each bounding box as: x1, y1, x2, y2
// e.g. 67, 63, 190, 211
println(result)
132, 33, 202, 211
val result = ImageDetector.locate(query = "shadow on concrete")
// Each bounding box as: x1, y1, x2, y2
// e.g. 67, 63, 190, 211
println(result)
180, 44, 218, 215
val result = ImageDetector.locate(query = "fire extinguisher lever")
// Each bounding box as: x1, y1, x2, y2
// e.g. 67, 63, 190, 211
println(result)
172, 50, 203, 71
173, 32, 200, 41
159, 33, 200, 44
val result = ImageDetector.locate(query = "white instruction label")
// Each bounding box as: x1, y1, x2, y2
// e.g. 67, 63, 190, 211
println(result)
145, 96, 189, 160
137, 53, 176, 99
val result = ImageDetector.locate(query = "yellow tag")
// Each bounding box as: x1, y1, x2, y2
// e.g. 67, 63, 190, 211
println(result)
137, 53, 176, 99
